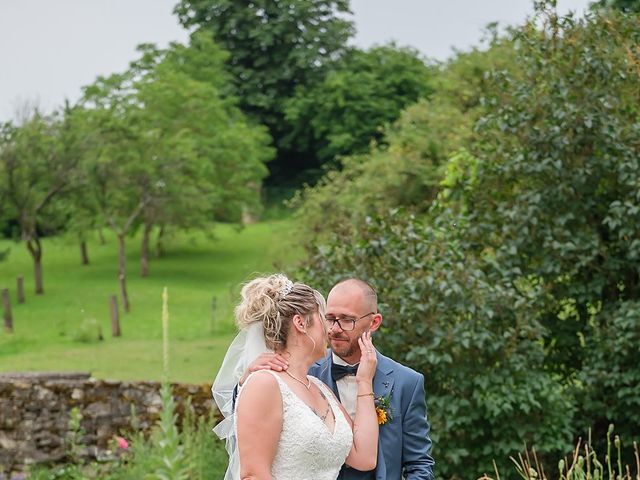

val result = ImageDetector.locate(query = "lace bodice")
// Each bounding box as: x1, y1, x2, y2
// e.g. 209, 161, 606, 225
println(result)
238, 371, 353, 480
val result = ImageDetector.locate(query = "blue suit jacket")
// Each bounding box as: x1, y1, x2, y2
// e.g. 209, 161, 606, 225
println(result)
309, 351, 435, 480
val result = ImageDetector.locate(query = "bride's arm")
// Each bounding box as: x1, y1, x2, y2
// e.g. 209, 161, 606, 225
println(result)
343, 332, 379, 471
236, 372, 283, 480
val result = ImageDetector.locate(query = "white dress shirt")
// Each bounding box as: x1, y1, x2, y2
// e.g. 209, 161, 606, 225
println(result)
332, 353, 359, 419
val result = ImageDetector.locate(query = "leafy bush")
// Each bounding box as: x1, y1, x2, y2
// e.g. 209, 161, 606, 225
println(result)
578, 302, 640, 454
26, 380, 226, 480
104, 399, 226, 480
299, 4, 640, 477
459, 1, 640, 449
28, 287, 228, 479
71, 318, 103, 344
291, 33, 518, 248
302, 212, 575, 477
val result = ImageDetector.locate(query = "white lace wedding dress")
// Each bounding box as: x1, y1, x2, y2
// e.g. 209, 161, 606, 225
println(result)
237, 370, 353, 480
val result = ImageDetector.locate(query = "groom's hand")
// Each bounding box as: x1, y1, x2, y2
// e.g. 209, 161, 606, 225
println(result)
239, 353, 289, 386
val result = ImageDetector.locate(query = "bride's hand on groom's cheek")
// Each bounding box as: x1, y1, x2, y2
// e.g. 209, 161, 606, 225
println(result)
239, 353, 289, 385
356, 332, 377, 383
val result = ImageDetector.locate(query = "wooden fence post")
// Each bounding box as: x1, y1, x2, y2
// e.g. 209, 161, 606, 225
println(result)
16, 276, 25, 304
110, 295, 121, 337
2, 288, 13, 333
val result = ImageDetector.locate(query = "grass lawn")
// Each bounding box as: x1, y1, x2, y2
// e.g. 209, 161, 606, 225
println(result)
0, 219, 302, 383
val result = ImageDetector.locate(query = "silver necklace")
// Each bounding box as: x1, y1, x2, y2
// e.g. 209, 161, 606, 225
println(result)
315, 389, 332, 422
285, 369, 311, 390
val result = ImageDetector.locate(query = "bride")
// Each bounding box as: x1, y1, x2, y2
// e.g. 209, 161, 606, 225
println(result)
212, 274, 379, 480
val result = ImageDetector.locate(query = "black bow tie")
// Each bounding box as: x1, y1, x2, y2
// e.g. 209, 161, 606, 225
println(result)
332, 363, 359, 381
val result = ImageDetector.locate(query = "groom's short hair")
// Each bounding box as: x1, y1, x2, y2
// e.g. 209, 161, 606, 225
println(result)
334, 278, 378, 312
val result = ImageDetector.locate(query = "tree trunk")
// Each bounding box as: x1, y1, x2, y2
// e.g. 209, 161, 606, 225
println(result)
98, 229, 106, 245
16, 276, 25, 304
79, 234, 89, 266
2, 288, 12, 333
155, 225, 165, 258
117, 234, 130, 312
34, 258, 43, 294
140, 222, 152, 277
110, 295, 121, 337
26, 238, 44, 295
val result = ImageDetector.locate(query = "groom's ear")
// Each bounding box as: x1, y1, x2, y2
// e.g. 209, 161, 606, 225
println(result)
369, 313, 383, 333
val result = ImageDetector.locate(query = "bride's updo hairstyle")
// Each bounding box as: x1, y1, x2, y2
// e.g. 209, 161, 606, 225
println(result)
235, 274, 326, 350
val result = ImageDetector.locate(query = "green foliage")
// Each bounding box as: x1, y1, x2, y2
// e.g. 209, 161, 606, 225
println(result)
461, 3, 640, 397
578, 301, 640, 448
301, 212, 575, 477
0, 111, 77, 238
284, 44, 435, 169
66, 407, 86, 464
592, 0, 640, 12
71, 317, 104, 344
81, 33, 273, 236
292, 35, 519, 247
27, 399, 228, 479
145, 383, 190, 480
28, 464, 86, 480
0, 108, 83, 293
105, 411, 228, 480
299, 4, 640, 478
174, 0, 354, 181
291, 98, 474, 247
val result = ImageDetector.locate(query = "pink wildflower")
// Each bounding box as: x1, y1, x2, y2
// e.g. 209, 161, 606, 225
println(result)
116, 436, 129, 450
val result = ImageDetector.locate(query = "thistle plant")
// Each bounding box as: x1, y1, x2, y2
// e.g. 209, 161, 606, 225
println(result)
145, 287, 190, 480
479, 425, 640, 480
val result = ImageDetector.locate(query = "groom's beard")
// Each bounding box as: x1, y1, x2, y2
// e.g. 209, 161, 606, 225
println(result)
329, 334, 357, 358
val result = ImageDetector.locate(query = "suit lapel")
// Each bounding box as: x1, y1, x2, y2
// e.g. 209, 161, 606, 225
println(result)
373, 352, 395, 398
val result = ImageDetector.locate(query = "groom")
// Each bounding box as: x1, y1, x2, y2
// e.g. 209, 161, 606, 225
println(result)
245, 278, 435, 479
312, 278, 434, 480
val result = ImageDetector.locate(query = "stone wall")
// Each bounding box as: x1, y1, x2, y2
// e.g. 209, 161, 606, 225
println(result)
0, 372, 217, 473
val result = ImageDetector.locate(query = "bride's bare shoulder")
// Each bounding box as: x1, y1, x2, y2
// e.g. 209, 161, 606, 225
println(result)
238, 370, 281, 406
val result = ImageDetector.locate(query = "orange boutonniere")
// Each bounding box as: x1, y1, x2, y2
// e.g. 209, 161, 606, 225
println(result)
374, 393, 393, 425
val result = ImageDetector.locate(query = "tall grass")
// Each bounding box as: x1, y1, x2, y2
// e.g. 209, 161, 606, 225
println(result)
480, 425, 640, 480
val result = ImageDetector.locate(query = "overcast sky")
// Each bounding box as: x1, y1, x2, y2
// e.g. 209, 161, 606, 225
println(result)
0, 0, 592, 121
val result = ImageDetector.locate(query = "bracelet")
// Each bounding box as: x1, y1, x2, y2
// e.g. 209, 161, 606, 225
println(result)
357, 392, 374, 398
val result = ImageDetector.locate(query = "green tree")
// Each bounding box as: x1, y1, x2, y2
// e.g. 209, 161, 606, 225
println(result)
299, 3, 640, 477
0, 109, 81, 294
592, 0, 640, 12
462, 6, 640, 378
173, 0, 354, 182
80, 35, 272, 306
79, 80, 149, 311
129, 35, 272, 276
292, 36, 517, 248
284, 44, 435, 173
458, 4, 640, 448
301, 212, 575, 478
56, 102, 98, 267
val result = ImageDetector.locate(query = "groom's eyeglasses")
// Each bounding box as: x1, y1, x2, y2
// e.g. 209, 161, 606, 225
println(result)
324, 312, 376, 331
